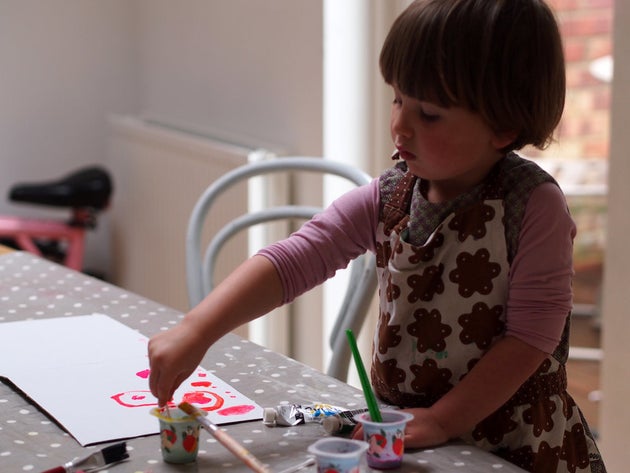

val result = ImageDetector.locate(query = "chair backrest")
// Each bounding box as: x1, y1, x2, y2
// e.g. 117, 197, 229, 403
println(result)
186, 157, 377, 381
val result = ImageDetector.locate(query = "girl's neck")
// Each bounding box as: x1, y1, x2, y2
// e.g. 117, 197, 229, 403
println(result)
421, 155, 506, 203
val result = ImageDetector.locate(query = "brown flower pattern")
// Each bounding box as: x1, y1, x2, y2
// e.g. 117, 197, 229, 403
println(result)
473, 406, 518, 445
448, 202, 495, 241
458, 302, 505, 349
385, 274, 400, 302
407, 264, 444, 303
522, 399, 558, 437
449, 248, 501, 297
503, 442, 562, 473
375, 240, 393, 268
408, 231, 444, 264
559, 424, 591, 473
409, 359, 453, 397
377, 311, 402, 355
373, 356, 406, 387
407, 308, 452, 353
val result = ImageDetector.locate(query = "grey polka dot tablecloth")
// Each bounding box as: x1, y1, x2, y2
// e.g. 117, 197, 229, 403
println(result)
0, 251, 525, 472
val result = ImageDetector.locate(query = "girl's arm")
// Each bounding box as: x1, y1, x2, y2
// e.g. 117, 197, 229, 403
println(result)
148, 255, 283, 406
411, 336, 547, 446
149, 179, 380, 406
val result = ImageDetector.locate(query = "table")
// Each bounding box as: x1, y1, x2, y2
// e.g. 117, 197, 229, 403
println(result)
0, 250, 526, 472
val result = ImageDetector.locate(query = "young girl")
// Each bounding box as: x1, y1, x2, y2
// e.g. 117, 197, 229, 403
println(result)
148, 1, 606, 471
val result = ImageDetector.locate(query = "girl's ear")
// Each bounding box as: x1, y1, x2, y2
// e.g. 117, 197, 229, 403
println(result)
492, 130, 518, 151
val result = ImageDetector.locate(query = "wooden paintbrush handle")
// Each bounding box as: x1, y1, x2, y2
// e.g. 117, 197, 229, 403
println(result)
212, 428, 270, 473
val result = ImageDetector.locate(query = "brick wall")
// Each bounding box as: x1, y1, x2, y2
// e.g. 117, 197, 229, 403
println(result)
524, 0, 614, 300
524, 0, 614, 162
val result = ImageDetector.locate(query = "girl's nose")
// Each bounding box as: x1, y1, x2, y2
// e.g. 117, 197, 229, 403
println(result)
391, 109, 412, 139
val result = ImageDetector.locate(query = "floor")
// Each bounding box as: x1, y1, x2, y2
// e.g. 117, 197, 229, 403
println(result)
566, 262, 603, 435
566, 315, 602, 434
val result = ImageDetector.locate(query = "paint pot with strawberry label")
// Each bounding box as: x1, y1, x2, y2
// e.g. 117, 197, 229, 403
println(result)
307, 437, 368, 473
356, 409, 414, 470
151, 406, 201, 464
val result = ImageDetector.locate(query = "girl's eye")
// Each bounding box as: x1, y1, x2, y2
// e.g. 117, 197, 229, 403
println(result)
419, 108, 440, 122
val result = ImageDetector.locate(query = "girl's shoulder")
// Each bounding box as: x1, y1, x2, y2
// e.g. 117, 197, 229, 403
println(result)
498, 153, 558, 190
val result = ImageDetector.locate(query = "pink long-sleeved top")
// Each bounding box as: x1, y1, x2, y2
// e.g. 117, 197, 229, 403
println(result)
258, 177, 576, 354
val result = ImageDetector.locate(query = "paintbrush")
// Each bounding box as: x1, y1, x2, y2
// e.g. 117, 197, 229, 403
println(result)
178, 402, 271, 473
346, 329, 382, 422
41, 441, 129, 473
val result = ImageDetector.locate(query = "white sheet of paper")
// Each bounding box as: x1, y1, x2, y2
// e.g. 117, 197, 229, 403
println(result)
0, 314, 263, 446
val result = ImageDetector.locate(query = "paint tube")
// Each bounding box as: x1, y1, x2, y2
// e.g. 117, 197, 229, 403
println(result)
321, 409, 368, 434
262, 403, 368, 429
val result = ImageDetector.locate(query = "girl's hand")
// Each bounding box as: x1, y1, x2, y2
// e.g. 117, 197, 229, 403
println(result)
350, 408, 449, 449
148, 321, 210, 407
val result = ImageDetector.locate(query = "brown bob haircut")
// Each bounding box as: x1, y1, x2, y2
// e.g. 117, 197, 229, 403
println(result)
380, 0, 566, 152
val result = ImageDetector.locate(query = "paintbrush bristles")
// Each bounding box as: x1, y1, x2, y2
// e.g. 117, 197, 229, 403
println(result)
100, 442, 129, 464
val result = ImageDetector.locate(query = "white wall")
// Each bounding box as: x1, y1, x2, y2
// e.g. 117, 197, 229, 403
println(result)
134, 0, 322, 155
0, 0, 139, 275
0, 0, 323, 280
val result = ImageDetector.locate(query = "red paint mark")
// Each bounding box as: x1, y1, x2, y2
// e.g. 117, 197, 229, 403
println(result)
136, 369, 151, 379
191, 381, 212, 388
216, 404, 256, 416
198, 372, 207, 377
181, 391, 225, 412
111, 391, 157, 407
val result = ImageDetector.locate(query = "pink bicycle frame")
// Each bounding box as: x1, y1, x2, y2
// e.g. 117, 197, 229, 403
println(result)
0, 215, 85, 271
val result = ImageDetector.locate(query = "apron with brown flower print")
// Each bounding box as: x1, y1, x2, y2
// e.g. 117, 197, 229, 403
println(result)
371, 156, 605, 473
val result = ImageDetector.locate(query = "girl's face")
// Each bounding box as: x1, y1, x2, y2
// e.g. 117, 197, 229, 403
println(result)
390, 86, 513, 202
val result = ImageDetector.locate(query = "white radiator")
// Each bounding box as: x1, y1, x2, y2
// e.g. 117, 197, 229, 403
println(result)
107, 116, 288, 347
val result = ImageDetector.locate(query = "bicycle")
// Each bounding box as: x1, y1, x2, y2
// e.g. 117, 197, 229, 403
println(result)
0, 166, 113, 273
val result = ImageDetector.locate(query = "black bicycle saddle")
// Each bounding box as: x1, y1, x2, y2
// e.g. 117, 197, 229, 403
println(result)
9, 166, 113, 210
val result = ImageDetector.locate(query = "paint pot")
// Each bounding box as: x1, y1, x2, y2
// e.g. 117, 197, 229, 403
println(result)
356, 409, 414, 470
150, 406, 200, 464
307, 437, 368, 473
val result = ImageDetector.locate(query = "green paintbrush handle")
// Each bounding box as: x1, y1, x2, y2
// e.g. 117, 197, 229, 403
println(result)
346, 329, 382, 422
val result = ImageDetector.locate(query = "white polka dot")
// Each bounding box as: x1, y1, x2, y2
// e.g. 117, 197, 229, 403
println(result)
460, 450, 472, 455
19, 409, 30, 415
254, 389, 265, 394
454, 461, 466, 466
21, 464, 34, 470
0, 451, 11, 457
27, 432, 38, 436
492, 464, 504, 469
230, 379, 240, 383
50, 443, 61, 448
